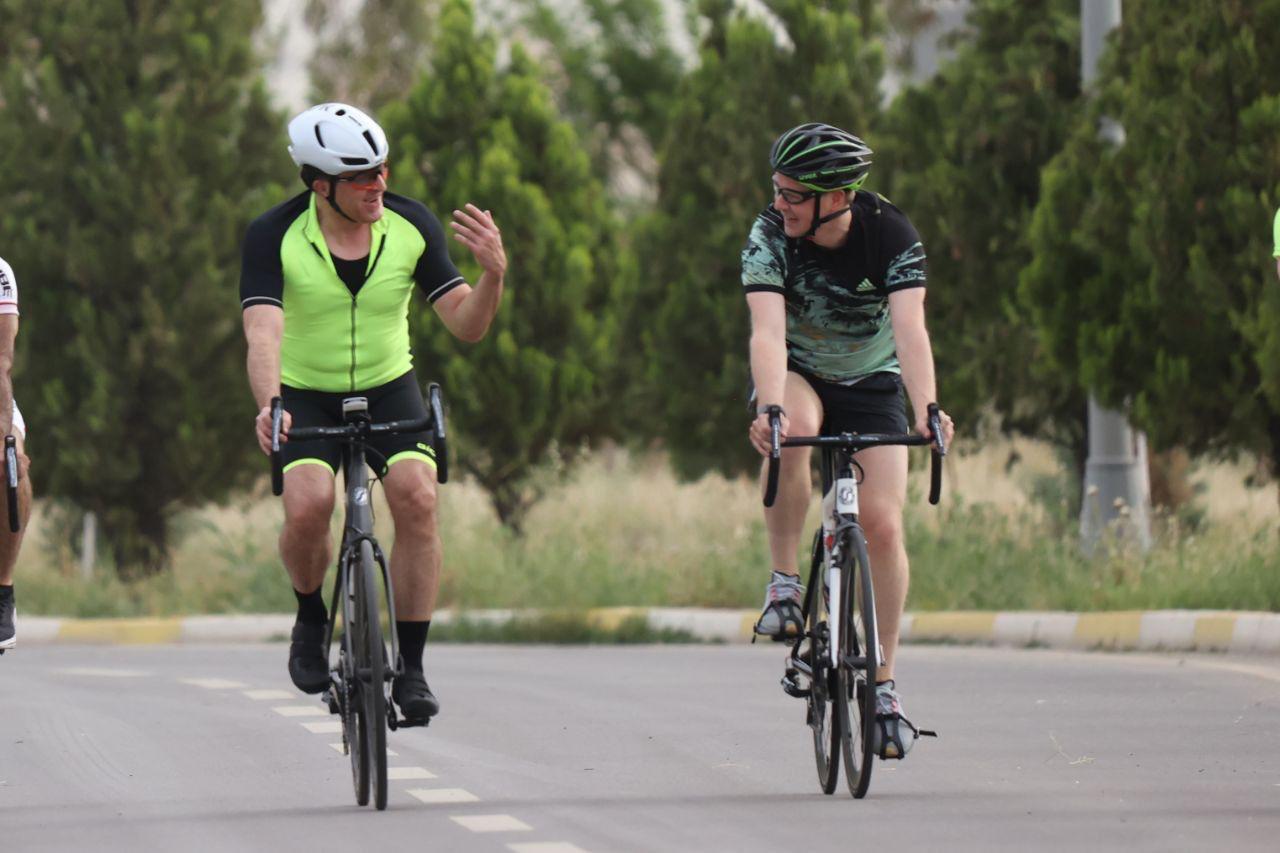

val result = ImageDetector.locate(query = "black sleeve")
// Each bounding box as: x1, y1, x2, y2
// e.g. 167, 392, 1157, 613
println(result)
879, 204, 928, 293
239, 196, 305, 310
385, 194, 465, 303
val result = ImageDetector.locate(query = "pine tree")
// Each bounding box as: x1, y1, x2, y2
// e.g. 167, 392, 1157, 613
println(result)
304, 0, 437, 113
641, 0, 886, 479
0, 0, 287, 576
382, 0, 627, 529
879, 0, 1086, 460
1022, 0, 1280, 483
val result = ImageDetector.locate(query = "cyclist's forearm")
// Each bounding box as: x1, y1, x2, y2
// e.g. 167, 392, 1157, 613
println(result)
895, 322, 937, 418
0, 372, 13, 438
246, 342, 281, 409
450, 270, 504, 342
749, 332, 788, 408
0, 318, 16, 436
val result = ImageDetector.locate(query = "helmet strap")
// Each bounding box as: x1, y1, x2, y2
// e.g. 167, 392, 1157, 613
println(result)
804, 193, 851, 240
323, 178, 359, 224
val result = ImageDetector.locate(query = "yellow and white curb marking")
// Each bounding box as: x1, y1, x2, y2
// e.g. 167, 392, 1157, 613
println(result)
26, 608, 1280, 654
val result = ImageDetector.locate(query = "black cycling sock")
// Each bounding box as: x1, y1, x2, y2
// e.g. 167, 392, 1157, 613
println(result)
0, 583, 13, 599
397, 620, 430, 672
293, 586, 327, 626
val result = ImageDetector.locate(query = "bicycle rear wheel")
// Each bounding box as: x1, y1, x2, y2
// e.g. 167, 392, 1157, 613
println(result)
804, 532, 840, 794
838, 528, 878, 798
356, 539, 388, 810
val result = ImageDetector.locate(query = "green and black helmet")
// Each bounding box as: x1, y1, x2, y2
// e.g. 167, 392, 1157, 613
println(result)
770, 123, 872, 192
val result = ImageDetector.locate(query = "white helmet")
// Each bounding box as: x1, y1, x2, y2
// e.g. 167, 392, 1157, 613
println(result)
287, 103, 388, 175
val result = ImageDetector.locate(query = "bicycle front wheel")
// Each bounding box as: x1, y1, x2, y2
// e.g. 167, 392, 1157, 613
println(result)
356, 539, 388, 811
804, 531, 840, 794
838, 527, 878, 798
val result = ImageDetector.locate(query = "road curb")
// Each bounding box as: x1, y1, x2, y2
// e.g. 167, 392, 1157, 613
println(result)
14, 608, 1280, 653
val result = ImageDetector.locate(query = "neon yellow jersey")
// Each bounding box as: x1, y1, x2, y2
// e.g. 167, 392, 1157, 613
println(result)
240, 192, 463, 391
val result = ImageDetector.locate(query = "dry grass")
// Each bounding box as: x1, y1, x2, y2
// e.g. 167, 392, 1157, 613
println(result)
14, 438, 1278, 617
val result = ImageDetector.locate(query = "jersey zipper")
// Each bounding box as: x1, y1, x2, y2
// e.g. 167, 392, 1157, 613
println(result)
347, 233, 388, 391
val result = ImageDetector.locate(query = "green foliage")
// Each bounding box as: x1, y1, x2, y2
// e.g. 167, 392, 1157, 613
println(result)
514, 0, 686, 190
1022, 1, 1280, 472
0, 0, 287, 576
305, 0, 437, 113
879, 0, 1086, 458
640, 0, 887, 479
381, 0, 628, 528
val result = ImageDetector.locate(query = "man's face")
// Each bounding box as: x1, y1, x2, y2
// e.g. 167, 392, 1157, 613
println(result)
771, 172, 819, 238
330, 164, 388, 222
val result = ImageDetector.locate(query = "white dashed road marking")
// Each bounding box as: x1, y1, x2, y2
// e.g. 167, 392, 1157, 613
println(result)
244, 689, 294, 700
387, 766, 436, 780
328, 743, 397, 756
272, 705, 329, 717
55, 668, 149, 678
180, 678, 248, 689
301, 721, 344, 734
451, 814, 532, 833
406, 788, 479, 804
508, 844, 590, 853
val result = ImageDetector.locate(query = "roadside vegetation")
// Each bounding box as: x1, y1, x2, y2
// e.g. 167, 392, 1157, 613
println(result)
19, 441, 1277, 618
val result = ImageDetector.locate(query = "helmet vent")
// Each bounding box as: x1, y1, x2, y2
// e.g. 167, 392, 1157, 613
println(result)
362, 130, 379, 155
340, 156, 370, 166
314, 126, 326, 147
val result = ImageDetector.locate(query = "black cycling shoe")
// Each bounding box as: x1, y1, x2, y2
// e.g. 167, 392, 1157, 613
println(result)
392, 668, 440, 721
288, 621, 329, 694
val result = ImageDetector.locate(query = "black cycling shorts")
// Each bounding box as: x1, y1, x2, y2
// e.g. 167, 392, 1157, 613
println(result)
281, 370, 435, 477
791, 366, 909, 436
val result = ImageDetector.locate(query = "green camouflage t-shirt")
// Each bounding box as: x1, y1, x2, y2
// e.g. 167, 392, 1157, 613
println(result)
741, 191, 927, 383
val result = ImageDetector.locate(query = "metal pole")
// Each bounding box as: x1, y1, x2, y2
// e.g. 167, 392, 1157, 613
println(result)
1079, 0, 1151, 554
80, 511, 96, 580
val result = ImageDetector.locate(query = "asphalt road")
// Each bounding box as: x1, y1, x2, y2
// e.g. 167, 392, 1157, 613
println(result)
2, 643, 1277, 852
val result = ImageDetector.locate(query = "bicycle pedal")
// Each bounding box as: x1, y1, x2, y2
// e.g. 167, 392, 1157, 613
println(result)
394, 716, 431, 730
781, 673, 810, 699
321, 688, 339, 715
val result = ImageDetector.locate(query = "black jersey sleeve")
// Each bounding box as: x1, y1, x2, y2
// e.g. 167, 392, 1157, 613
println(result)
741, 208, 788, 295
240, 193, 307, 310
384, 194, 466, 303
878, 200, 928, 293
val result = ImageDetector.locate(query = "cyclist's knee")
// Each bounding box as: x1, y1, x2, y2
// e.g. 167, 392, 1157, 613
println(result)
387, 479, 438, 525
283, 489, 334, 534
859, 506, 904, 548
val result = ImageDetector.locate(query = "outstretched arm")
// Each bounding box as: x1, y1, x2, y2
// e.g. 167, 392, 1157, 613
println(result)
433, 204, 506, 343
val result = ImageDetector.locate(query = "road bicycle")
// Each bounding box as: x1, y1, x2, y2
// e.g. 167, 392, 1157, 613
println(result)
269, 383, 448, 811
762, 403, 944, 798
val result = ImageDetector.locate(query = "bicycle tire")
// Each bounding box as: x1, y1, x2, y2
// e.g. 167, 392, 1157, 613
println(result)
804, 531, 840, 794
356, 539, 388, 810
342, 566, 371, 807
838, 527, 878, 798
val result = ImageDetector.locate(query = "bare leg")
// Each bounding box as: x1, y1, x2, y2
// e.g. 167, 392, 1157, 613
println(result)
382, 460, 440, 620
279, 463, 336, 594
854, 444, 909, 683
762, 373, 824, 574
